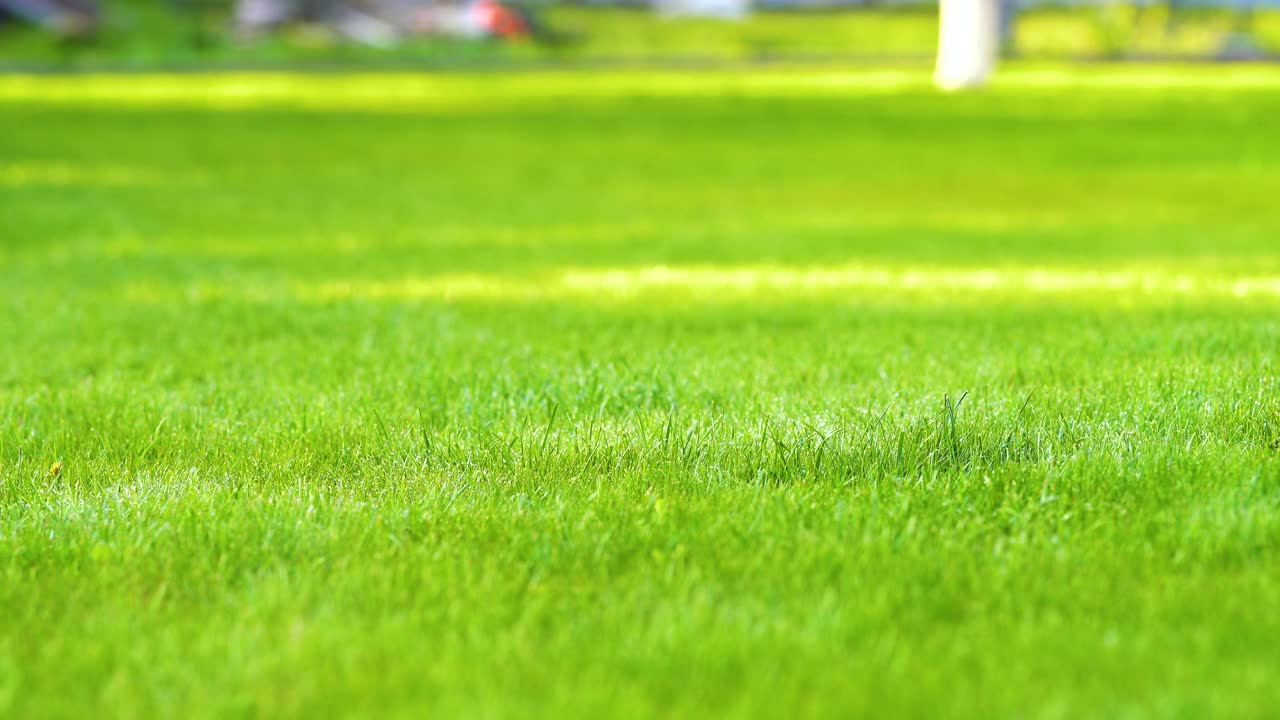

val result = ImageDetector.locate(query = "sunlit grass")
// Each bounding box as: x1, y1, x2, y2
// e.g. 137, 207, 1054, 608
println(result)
113, 263, 1280, 306
2, 67, 1279, 718
0, 162, 163, 187
4, 64, 1280, 112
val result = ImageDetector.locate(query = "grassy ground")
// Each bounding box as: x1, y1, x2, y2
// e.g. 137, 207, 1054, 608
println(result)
2, 65, 1280, 718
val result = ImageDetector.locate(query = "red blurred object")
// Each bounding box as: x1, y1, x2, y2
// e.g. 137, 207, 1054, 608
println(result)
470, 0, 529, 39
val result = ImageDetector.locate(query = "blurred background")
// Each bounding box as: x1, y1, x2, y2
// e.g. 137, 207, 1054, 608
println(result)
1, 0, 1277, 70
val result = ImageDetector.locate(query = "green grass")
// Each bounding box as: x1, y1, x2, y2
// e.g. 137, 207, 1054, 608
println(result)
2, 65, 1280, 718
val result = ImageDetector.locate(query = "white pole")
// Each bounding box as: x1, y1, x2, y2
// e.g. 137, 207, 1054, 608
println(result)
935, 0, 999, 91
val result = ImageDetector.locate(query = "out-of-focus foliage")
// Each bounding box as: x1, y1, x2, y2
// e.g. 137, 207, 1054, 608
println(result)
2, 3, 1279, 68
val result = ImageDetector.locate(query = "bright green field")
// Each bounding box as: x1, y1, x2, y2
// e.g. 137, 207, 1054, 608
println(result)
2, 66, 1280, 718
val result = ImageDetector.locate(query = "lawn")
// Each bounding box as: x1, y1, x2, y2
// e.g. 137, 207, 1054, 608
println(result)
2, 66, 1280, 718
